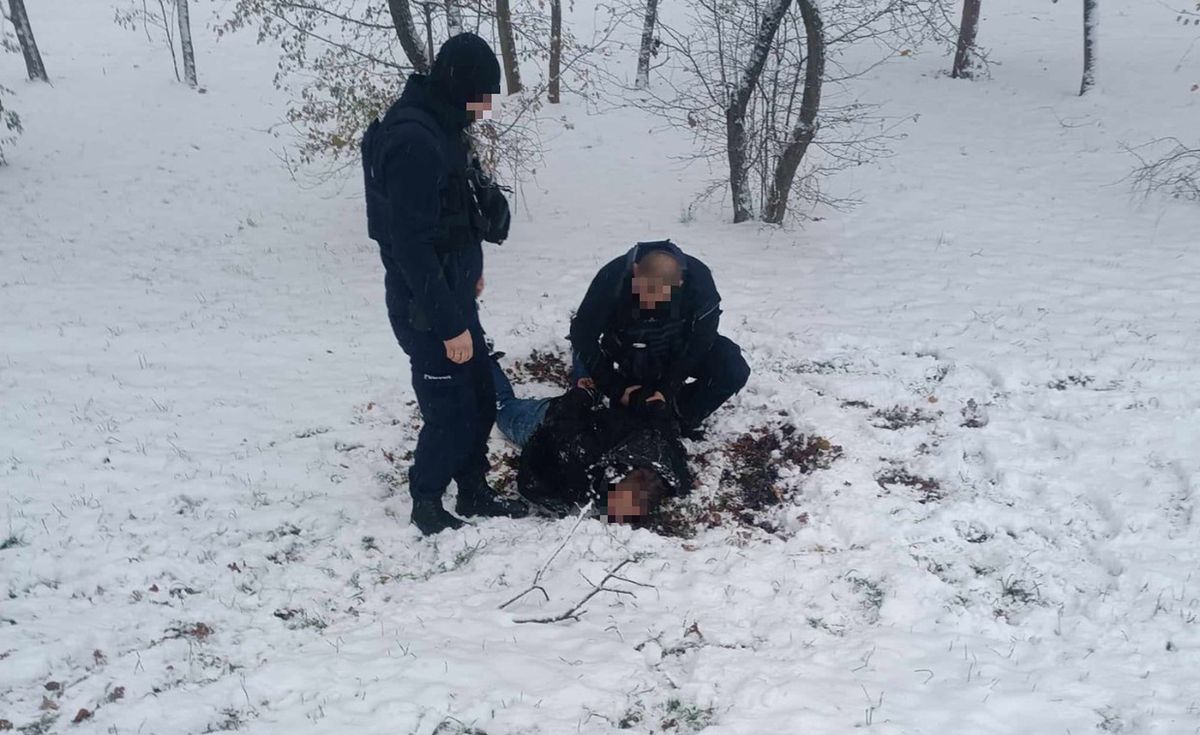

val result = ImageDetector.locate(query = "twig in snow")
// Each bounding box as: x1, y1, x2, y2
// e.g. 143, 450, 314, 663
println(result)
498, 500, 593, 610
514, 558, 641, 624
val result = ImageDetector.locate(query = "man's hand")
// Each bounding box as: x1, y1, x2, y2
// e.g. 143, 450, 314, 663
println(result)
475, 276, 485, 298
646, 391, 665, 404
444, 330, 474, 364
576, 377, 596, 391
620, 385, 643, 407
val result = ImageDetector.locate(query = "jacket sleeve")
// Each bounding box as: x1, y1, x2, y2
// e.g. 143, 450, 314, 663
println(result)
569, 262, 626, 402
661, 267, 722, 397
382, 131, 468, 342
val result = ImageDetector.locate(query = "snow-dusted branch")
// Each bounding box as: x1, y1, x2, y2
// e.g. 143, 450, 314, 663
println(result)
513, 557, 646, 624
499, 500, 594, 610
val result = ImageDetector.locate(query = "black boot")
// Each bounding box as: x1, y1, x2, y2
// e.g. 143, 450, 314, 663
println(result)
455, 479, 529, 519
411, 497, 466, 535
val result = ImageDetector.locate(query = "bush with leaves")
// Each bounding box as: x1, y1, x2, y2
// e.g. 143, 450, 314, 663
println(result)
1, 25, 23, 163
218, 0, 629, 182
0, 83, 21, 164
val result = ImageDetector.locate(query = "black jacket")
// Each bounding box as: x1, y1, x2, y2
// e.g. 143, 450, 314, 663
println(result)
363, 75, 491, 342
569, 241, 722, 404
517, 389, 692, 516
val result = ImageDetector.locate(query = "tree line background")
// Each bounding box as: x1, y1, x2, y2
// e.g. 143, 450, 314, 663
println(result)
3, 0, 1199, 214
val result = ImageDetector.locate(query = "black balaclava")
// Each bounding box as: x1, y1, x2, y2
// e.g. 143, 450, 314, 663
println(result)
430, 33, 502, 112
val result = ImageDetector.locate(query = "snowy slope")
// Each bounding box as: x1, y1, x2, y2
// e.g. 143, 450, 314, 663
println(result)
2, 1, 1200, 733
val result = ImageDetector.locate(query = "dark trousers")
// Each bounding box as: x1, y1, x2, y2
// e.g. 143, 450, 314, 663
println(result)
396, 325, 496, 500
675, 335, 751, 429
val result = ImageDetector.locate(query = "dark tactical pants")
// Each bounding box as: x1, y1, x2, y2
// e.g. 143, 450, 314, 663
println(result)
395, 324, 496, 500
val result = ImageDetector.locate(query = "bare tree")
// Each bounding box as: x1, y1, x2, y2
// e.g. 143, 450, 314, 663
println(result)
548, 0, 562, 102
387, 0, 432, 72
726, 0, 792, 222
494, 0, 523, 93
763, 0, 824, 224
114, 0, 181, 82
1128, 137, 1200, 202
176, 0, 198, 88
635, 0, 660, 88
444, 0, 463, 36
950, 0, 980, 78
1080, 0, 1096, 95
634, 0, 945, 224
5, 0, 48, 82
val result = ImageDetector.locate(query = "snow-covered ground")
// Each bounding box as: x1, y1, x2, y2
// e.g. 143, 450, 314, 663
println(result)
3, 1, 1200, 733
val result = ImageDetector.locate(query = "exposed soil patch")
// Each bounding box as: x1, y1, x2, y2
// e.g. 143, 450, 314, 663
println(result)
488, 448, 523, 495
510, 349, 572, 389
870, 405, 939, 430
840, 399, 873, 409
875, 465, 944, 504
1047, 373, 1094, 391
654, 422, 841, 538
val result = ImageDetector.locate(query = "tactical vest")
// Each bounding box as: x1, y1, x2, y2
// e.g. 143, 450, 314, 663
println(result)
602, 301, 689, 385
361, 107, 486, 253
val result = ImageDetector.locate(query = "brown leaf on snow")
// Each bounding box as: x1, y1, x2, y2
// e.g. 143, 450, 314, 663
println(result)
39, 696, 58, 711
72, 708, 93, 724
0, 718, 13, 730
43, 681, 61, 692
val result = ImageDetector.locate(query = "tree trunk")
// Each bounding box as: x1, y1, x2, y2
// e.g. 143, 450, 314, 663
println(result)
1080, 0, 1097, 95
727, 0, 792, 223
176, 0, 198, 88
7, 0, 48, 83
548, 0, 562, 103
444, 0, 463, 37
763, 0, 824, 224
386, 0, 431, 73
422, 2, 435, 62
494, 0, 522, 93
950, 0, 981, 79
635, 0, 659, 89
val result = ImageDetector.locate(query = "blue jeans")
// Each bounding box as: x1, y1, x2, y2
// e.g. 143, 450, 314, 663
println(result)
491, 360, 552, 448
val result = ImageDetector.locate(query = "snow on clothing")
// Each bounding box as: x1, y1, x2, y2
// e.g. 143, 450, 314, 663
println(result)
362, 40, 503, 502
568, 240, 751, 430
491, 361, 692, 515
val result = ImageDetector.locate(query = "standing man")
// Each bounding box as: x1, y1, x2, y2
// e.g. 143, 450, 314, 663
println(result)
362, 33, 527, 535
569, 240, 751, 437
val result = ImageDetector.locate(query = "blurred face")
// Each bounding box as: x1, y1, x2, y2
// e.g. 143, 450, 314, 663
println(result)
466, 93, 494, 121
606, 470, 662, 524
632, 264, 679, 310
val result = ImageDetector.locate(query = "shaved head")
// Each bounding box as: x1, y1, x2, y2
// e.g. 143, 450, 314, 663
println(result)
632, 251, 683, 308
638, 251, 683, 285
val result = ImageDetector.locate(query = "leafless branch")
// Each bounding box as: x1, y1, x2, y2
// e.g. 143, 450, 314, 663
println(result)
514, 557, 642, 624
498, 500, 594, 610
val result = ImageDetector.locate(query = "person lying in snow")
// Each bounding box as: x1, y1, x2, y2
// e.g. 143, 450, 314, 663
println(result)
490, 358, 692, 524
568, 240, 751, 439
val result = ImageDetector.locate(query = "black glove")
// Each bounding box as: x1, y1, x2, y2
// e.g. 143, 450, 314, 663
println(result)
627, 386, 669, 418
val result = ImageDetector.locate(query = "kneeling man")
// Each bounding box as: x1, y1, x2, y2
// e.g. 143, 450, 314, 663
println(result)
569, 240, 750, 436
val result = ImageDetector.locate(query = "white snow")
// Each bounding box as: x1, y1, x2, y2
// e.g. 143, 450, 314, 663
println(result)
2, 1, 1199, 733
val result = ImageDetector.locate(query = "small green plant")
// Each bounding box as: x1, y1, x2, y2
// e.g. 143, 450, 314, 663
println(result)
660, 698, 715, 733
